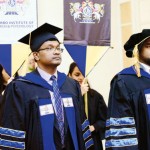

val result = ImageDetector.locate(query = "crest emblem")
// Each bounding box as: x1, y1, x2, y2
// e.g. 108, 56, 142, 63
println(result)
69, 0, 105, 24
0, 0, 29, 15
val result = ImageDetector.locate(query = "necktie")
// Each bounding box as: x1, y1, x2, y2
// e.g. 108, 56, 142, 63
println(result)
50, 75, 64, 145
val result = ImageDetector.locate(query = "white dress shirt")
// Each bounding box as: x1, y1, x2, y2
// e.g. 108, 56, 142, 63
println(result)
140, 62, 150, 74
37, 67, 63, 116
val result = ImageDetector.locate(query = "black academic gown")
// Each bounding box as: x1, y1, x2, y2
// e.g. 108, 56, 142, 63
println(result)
106, 66, 150, 150
87, 89, 107, 150
0, 70, 94, 150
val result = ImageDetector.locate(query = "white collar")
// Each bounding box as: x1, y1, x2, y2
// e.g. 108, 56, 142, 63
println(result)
140, 62, 150, 74
37, 67, 58, 82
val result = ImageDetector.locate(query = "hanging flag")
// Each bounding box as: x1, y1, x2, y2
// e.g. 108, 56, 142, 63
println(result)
0, 43, 31, 76
0, 45, 11, 76
12, 43, 31, 76
64, 44, 110, 77
64, 0, 111, 46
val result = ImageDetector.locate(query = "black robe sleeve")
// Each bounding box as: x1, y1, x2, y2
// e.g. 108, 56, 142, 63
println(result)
105, 75, 138, 150
75, 82, 94, 150
0, 81, 26, 150
92, 92, 107, 140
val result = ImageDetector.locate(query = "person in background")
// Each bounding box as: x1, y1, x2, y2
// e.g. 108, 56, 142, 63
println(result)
68, 62, 107, 150
0, 64, 12, 95
0, 23, 94, 150
105, 29, 150, 150
0, 64, 13, 120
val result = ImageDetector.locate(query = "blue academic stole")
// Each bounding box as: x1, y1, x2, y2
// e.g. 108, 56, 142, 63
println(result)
38, 94, 79, 150
144, 89, 150, 121
61, 94, 79, 150
38, 98, 56, 150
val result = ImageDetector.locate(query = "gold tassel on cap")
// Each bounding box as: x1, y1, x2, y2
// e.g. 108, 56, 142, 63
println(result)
133, 44, 141, 77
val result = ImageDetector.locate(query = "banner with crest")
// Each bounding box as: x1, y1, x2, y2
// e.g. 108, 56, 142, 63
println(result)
0, 0, 37, 76
64, 0, 110, 46
0, 0, 37, 44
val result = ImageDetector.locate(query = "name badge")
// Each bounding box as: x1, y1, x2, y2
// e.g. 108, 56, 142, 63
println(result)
145, 94, 150, 104
63, 97, 74, 107
39, 104, 54, 116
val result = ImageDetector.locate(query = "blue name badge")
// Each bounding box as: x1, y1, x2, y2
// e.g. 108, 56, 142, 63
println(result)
63, 97, 74, 107
39, 104, 54, 116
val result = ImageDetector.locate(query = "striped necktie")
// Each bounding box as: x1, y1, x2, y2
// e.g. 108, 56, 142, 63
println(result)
50, 75, 64, 145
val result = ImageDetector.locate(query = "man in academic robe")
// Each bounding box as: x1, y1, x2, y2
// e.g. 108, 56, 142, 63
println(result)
0, 23, 94, 150
105, 29, 150, 150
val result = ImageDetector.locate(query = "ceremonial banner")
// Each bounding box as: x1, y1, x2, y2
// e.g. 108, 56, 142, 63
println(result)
64, 44, 109, 76
0, 0, 37, 44
64, 0, 111, 46
0, 44, 11, 75
0, 43, 31, 76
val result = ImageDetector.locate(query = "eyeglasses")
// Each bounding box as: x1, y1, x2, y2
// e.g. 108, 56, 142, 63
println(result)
38, 47, 64, 53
